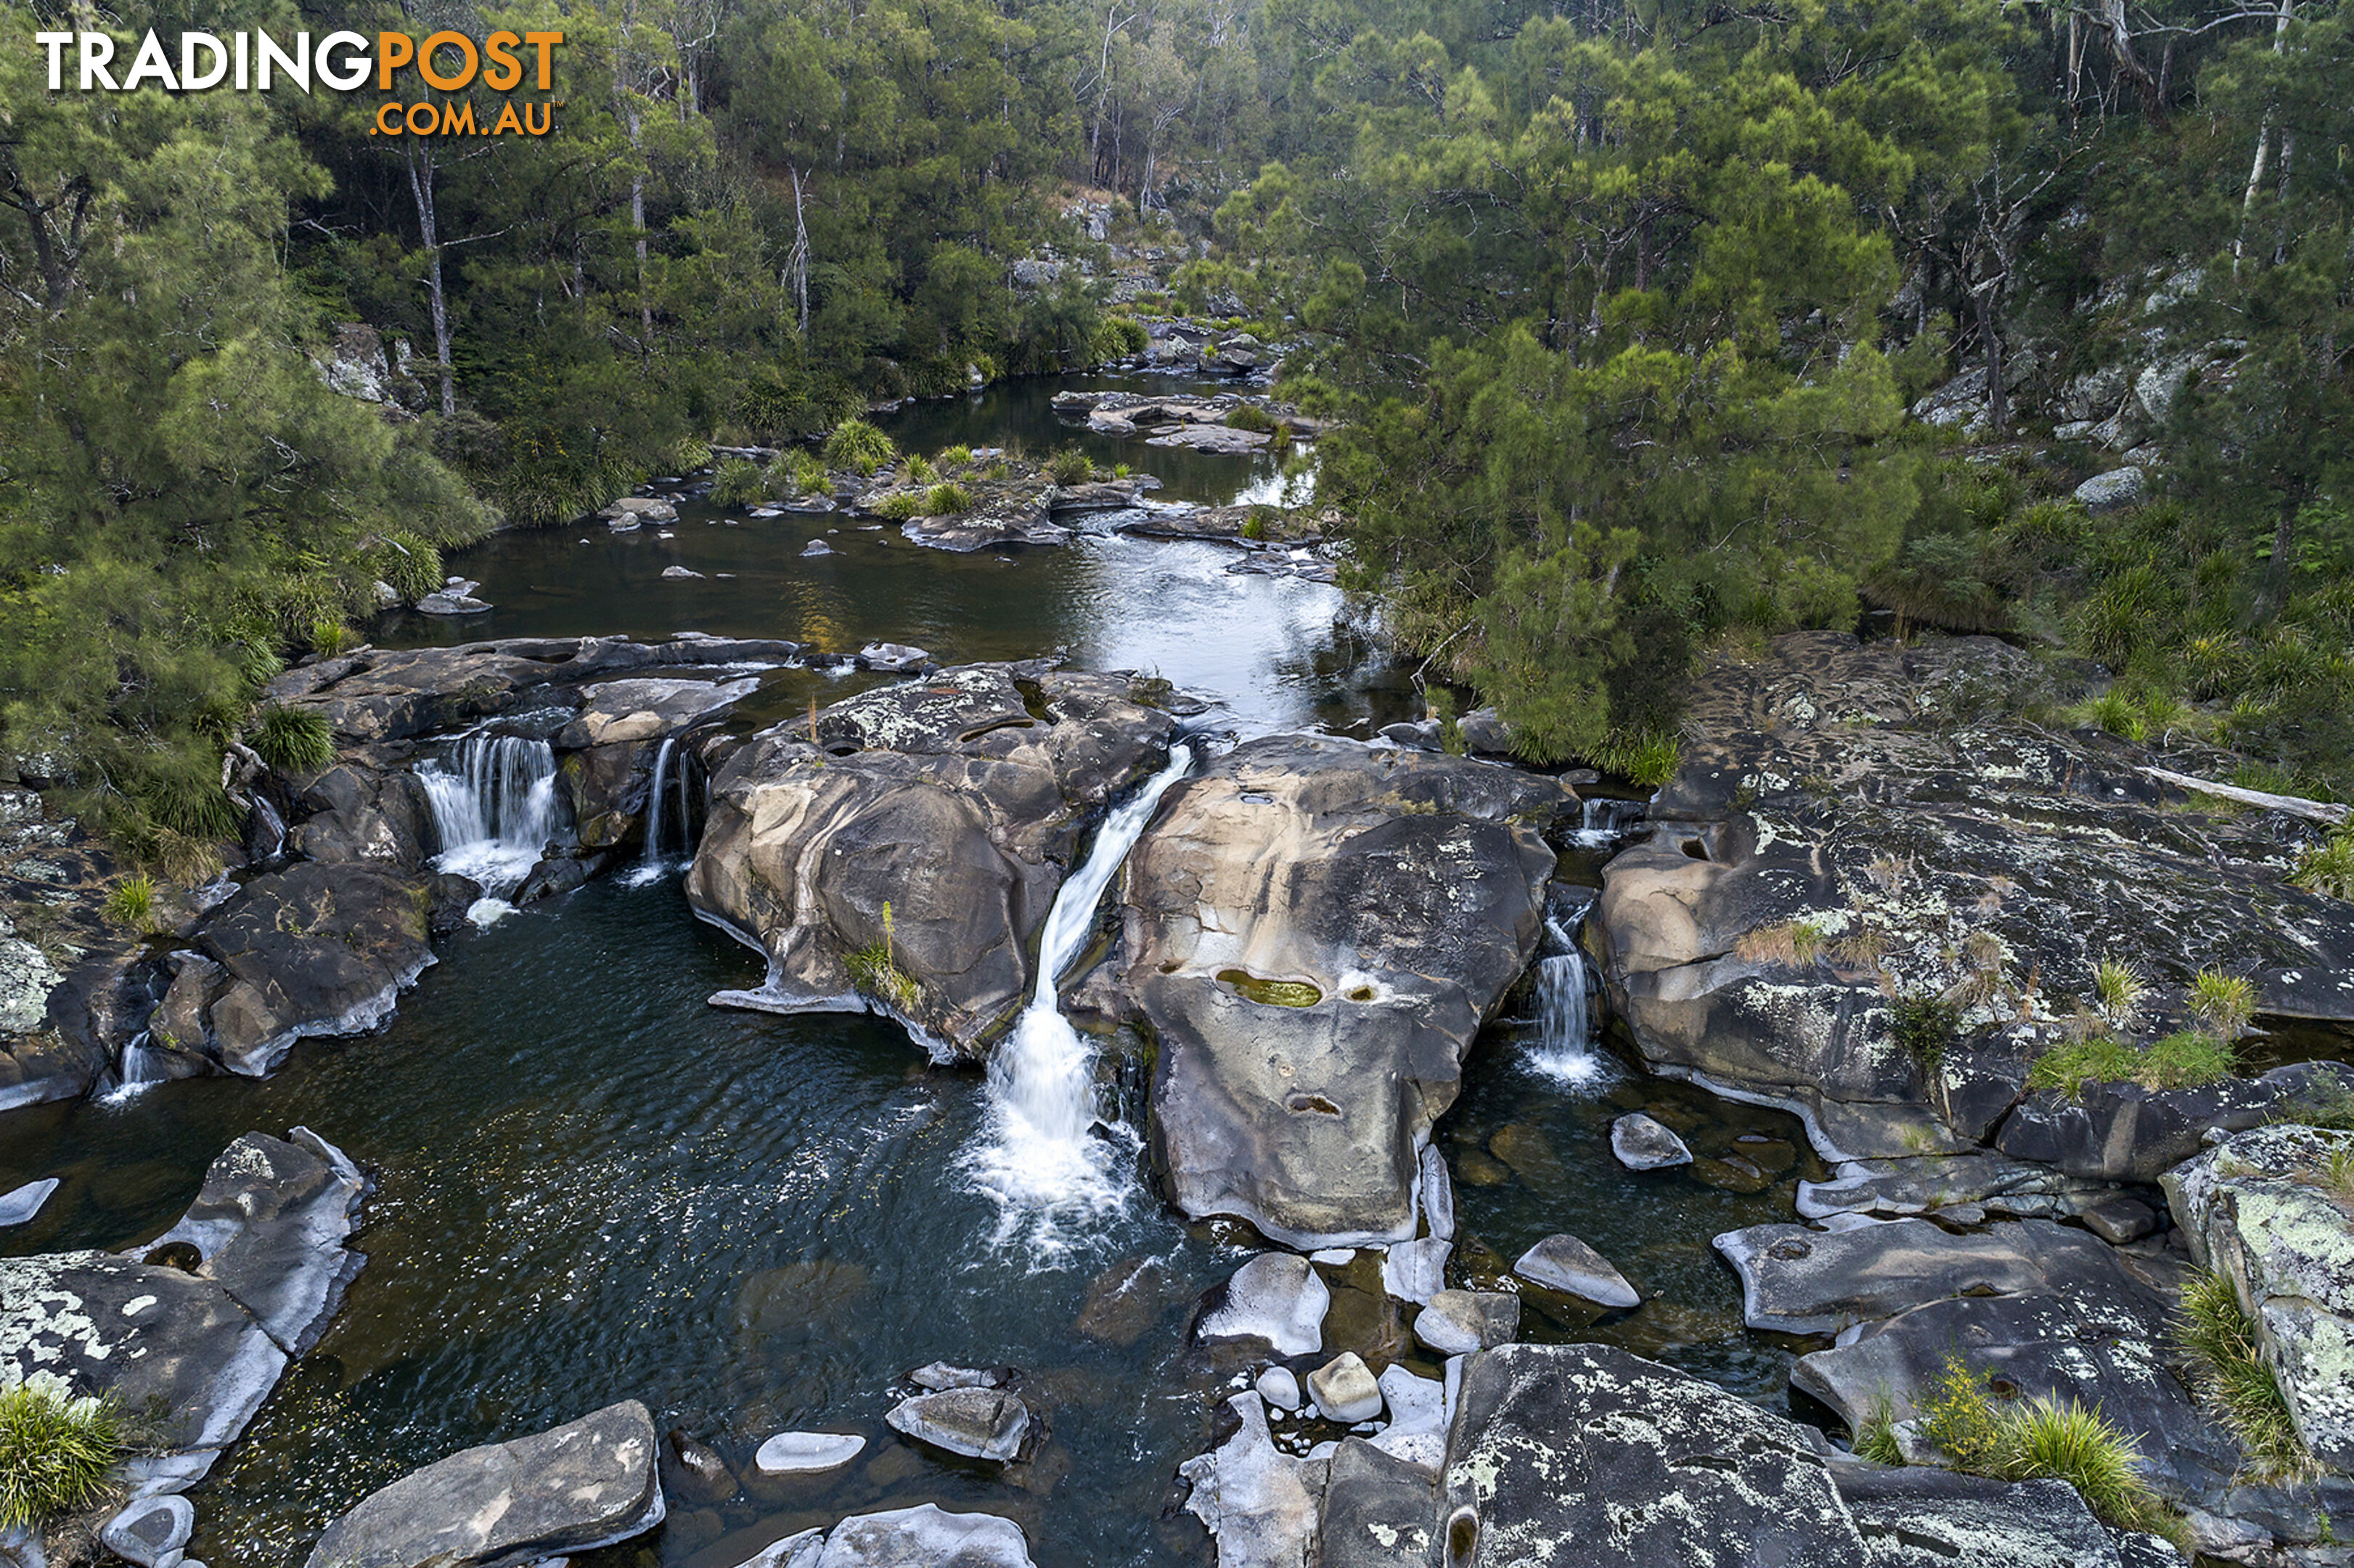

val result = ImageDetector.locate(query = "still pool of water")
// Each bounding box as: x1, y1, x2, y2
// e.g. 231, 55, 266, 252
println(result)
0, 376, 1831, 1567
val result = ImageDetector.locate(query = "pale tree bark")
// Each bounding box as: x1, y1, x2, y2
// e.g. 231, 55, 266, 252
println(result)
2233, 0, 2294, 273
404, 142, 456, 417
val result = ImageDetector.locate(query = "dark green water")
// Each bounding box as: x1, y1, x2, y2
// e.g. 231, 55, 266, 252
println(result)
0, 377, 1826, 1567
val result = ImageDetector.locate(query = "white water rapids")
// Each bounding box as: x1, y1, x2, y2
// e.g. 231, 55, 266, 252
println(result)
417, 736, 560, 915
967, 743, 1195, 1256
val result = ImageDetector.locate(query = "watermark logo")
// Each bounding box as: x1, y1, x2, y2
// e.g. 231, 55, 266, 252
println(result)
33, 30, 565, 136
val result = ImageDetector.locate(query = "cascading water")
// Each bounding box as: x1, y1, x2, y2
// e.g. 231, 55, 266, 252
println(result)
100, 1034, 172, 1103
1569, 796, 1643, 849
1527, 944, 1606, 1088
624, 738, 680, 888
417, 736, 560, 902
966, 743, 1195, 1254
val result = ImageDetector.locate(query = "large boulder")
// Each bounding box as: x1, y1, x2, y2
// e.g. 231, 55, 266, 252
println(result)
1998, 1061, 2352, 1181
303, 1400, 665, 1568
1119, 736, 1563, 1246
2165, 1124, 2354, 1474
1437, 1342, 2167, 1568
1593, 632, 2354, 1160
687, 664, 1177, 1056
0, 1128, 365, 1495
1178, 1391, 1320, 1568
195, 861, 434, 1076
781, 1506, 1037, 1567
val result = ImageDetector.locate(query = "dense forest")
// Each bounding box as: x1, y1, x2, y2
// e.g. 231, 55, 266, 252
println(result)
1, 0, 2348, 862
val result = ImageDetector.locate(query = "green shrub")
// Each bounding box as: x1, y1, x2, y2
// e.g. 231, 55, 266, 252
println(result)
1852, 1400, 1904, 1466
252, 704, 335, 772
709, 455, 767, 507
845, 900, 920, 1011
788, 452, 833, 494
1916, 1357, 2180, 1543
103, 874, 156, 930
134, 751, 242, 839
940, 444, 973, 468
1092, 314, 1150, 361
1892, 992, 1961, 1072
0, 1378, 123, 1529
923, 482, 973, 516
822, 417, 896, 476
2088, 689, 2149, 743
874, 491, 923, 523
372, 533, 444, 603
2177, 1270, 2310, 1481
2028, 1030, 2238, 1098
1588, 729, 1683, 787
2189, 968, 2257, 1040
905, 454, 939, 484
308, 619, 358, 658
1225, 403, 1278, 433
1047, 446, 1095, 486
2292, 825, 2354, 901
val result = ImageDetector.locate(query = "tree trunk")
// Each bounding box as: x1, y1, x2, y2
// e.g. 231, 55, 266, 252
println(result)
404, 144, 455, 417
2233, 0, 2294, 272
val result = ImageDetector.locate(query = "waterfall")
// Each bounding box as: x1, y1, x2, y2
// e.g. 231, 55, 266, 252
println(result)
1570, 796, 1643, 849
624, 738, 679, 888
1527, 947, 1606, 1088
966, 743, 1195, 1254
417, 736, 560, 898
101, 1034, 172, 1103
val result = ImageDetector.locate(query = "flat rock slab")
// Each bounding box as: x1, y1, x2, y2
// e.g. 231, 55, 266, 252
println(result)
1415, 1290, 1520, 1355
558, 677, 760, 748
146, 1128, 367, 1355
197, 862, 434, 1077
1322, 1438, 1438, 1567
1381, 1236, 1449, 1305
1513, 1234, 1639, 1310
1196, 1252, 1328, 1357
1611, 1114, 1692, 1170
1178, 1392, 1317, 1568
1796, 1151, 2120, 1222
1713, 1216, 2141, 1335
303, 1400, 664, 1568
884, 1387, 1030, 1463
755, 1431, 867, 1474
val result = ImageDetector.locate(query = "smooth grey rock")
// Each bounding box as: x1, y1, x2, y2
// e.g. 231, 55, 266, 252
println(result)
1414, 1290, 1519, 1355
884, 1387, 1030, 1463
1308, 1352, 1383, 1424
1714, 1216, 2144, 1335
302, 1400, 664, 1568
856, 642, 930, 673
1834, 1458, 2155, 1568
1320, 1438, 1437, 1567
0, 1178, 57, 1228
801, 539, 834, 556
1513, 1233, 1640, 1309
1797, 1152, 2120, 1222
1611, 1113, 1693, 1170
145, 1128, 367, 1354
809, 1505, 1034, 1567
1995, 1062, 2348, 1181
1256, 1366, 1301, 1412
101, 1496, 195, 1567
660, 565, 705, 579
1177, 1392, 1317, 1568
1197, 1253, 1329, 1357
197, 862, 434, 1077
907, 1361, 1008, 1392
1125, 736, 1561, 1246
2165, 1124, 2354, 1471
1368, 1364, 1445, 1469
754, 1431, 866, 1474
558, 677, 759, 750
1381, 1237, 1450, 1306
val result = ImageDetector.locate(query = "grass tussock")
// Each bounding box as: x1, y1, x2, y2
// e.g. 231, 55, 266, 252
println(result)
822, 418, 896, 476
102, 874, 156, 931
2189, 968, 2257, 1040
0, 1378, 123, 1529
2091, 957, 2146, 1029
2293, 825, 2354, 901
1587, 729, 1682, 788
923, 482, 974, 516
251, 703, 335, 772
845, 901, 920, 1012
2027, 1029, 2239, 1098
2175, 1270, 2312, 1482
1738, 918, 1828, 967
1916, 1357, 2183, 1545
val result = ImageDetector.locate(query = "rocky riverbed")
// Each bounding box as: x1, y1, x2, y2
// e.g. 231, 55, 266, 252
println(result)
6, 605, 2353, 1568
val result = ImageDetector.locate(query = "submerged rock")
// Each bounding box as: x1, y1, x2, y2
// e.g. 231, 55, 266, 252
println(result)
687, 663, 1177, 1057
1121, 735, 1564, 1247
789, 1505, 1037, 1567
755, 1431, 867, 1474
0, 1177, 58, 1228
303, 1400, 665, 1568
100, 1495, 195, 1567
1513, 1233, 1640, 1309
1413, 1289, 1520, 1355
1609, 1113, 1692, 1170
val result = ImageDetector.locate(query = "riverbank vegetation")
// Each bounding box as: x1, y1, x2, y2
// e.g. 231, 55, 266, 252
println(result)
1, 0, 2348, 843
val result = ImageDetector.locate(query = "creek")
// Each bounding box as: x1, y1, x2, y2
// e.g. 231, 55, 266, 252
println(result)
0, 374, 1824, 1568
